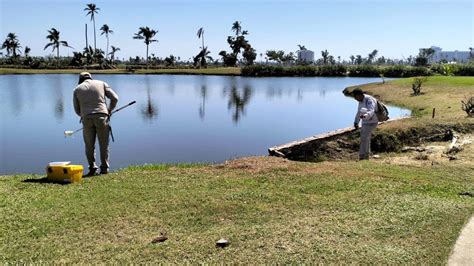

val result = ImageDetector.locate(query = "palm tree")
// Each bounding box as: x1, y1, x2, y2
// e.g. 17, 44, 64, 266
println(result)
109, 45, 120, 63
321, 49, 329, 65
193, 47, 212, 68
44, 28, 72, 67
297, 45, 307, 51
100, 24, 113, 59
231, 21, 241, 36
350, 55, 355, 65
133, 26, 158, 69
367, 49, 378, 64
84, 3, 100, 51
1, 33, 21, 58
24, 46, 31, 58
197, 27, 205, 49
83, 46, 93, 65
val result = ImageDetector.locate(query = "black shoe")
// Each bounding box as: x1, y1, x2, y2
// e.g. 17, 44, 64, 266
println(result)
100, 170, 109, 175
84, 169, 99, 177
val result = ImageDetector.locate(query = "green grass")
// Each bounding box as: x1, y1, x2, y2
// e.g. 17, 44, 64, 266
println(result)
0, 67, 241, 75
1, 158, 473, 263
348, 76, 474, 129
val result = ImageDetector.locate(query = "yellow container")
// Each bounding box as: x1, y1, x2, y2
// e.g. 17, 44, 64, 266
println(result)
46, 164, 84, 183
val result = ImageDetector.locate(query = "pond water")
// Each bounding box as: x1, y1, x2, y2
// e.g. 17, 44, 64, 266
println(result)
0, 74, 410, 174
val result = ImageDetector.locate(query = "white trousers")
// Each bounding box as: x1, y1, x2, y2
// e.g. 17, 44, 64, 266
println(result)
359, 123, 377, 160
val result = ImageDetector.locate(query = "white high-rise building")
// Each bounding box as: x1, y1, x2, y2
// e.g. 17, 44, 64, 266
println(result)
421, 46, 471, 63
297, 50, 314, 63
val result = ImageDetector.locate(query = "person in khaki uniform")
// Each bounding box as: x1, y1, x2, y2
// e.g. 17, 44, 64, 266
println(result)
73, 72, 119, 176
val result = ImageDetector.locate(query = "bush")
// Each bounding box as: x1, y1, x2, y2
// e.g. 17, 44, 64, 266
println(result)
241, 65, 349, 77
430, 64, 474, 76
453, 64, 474, 76
404, 66, 432, 77
318, 65, 347, 76
291, 66, 319, 76
411, 77, 428, 96
382, 65, 431, 77
347, 65, 381, 77
382, 65, 406, 77
242, 65, 435, 77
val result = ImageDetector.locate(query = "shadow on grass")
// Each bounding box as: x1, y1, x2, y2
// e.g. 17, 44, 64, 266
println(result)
22, 177, 69, 185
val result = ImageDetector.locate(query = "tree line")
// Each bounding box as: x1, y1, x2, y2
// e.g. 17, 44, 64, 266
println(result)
0, 3, 258, 69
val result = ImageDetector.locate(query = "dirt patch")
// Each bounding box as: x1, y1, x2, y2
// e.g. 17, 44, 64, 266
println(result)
379, 134, 473, 167
271, 122, 474, 163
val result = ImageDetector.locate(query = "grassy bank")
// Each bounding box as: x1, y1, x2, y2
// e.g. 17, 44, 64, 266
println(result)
1, 77, 473, 263
0, 67, 241, 75
1, 157, 473, 263
349, 76, 474, 129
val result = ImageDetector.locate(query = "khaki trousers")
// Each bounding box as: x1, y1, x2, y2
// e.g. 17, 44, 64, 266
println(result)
82, 114, 110, 171
359, 123, 377, 160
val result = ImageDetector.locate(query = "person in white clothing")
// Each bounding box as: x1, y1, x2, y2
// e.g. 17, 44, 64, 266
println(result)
352, 88, 378, 160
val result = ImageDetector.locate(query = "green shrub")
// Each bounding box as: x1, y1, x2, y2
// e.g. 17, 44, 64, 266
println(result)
404, 66, 432, 77
411, 77, 428, 96
453, 64, 474, 76
347, 65, 381, 77
430, 64, 474, 76
383, 65, 406, 77
318, 65, 347, 76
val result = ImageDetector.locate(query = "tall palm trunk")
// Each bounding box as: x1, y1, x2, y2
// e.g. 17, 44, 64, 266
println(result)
106, 35, 109, 60
56, 45, 60, 68
85, 24, 88, 49
146, 44, 149, 69
202, 33, 205, 50
93, 17, 97, 51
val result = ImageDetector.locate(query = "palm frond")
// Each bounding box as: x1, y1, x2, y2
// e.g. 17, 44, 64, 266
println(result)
44, 43, 54, 50
197, 27, 204, 38
133, 34, 144, 40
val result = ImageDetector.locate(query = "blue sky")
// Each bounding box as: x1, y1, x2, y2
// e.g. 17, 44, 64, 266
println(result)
1, 0, 472, 61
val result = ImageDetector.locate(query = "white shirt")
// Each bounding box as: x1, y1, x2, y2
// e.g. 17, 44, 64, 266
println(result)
354, 94, 379, 125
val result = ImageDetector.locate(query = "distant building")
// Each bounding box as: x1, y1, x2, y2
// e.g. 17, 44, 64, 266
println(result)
297, 49, 314, 63
421, 46, 471, 63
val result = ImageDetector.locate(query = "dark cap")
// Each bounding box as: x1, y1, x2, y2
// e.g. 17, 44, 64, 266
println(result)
352, 88, 364, 96
78, 72, 92, 84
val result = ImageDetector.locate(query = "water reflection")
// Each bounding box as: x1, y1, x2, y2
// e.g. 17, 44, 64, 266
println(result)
227, 85, 252, 123
266, 86, 283, 99
141, 75, 158, 121
319, 89, 327, 97
198, 85, 207, 120
53, 76, 64, 121
297, 89, 303, 101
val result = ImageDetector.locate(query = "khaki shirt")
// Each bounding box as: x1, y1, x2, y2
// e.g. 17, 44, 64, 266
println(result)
73, 79, 119, 118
